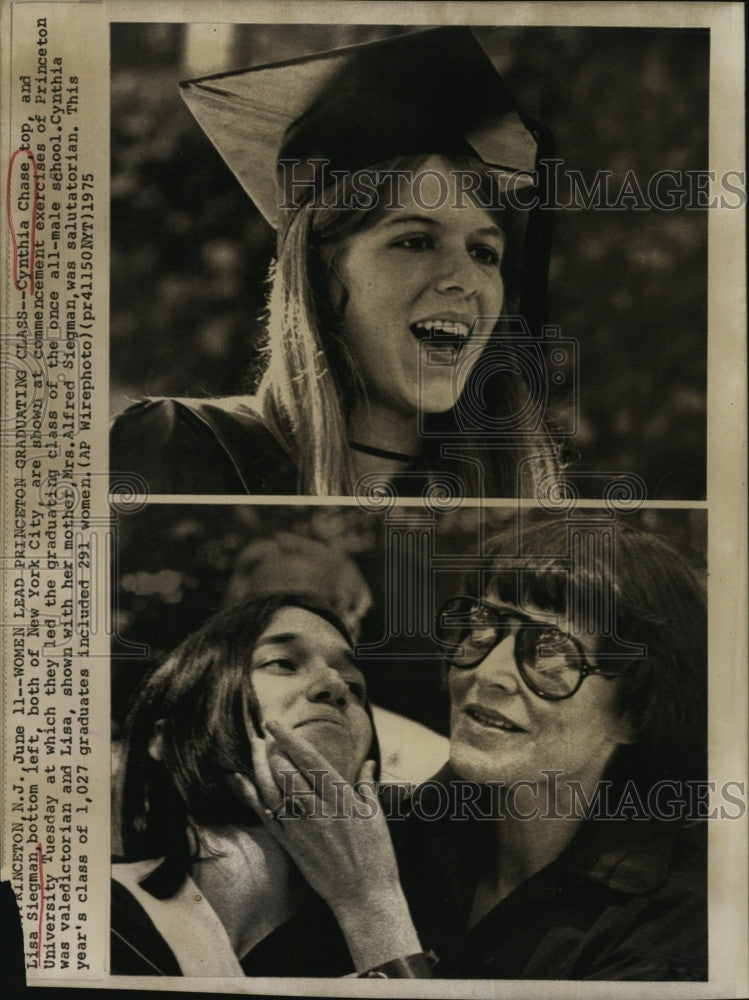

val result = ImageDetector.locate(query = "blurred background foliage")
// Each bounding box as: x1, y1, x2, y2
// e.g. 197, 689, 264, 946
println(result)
110, 23, 708, 499
112, 504, 706, 735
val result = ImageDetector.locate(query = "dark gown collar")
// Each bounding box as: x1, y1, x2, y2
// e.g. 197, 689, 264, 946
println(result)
400, 763, 686, 899
167, 396, 298, 493
167, 396, 438, 495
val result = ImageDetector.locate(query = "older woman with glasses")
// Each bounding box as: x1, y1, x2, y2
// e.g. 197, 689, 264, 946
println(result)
243, 518, 707, 980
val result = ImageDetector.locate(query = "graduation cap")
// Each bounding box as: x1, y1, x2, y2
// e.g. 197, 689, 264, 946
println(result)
180, 27, 542, 235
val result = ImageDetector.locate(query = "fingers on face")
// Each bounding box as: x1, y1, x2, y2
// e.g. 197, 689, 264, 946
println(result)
264, 720, 341, 777
250, 727, 379, 821
251, 733, 322, 813
226, 771, 275, 828
250, 735, 286, 808
357, 758, 377, 785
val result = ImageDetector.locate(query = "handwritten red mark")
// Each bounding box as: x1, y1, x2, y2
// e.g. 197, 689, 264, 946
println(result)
36, 841, 45, 966
6, 147, 38, 294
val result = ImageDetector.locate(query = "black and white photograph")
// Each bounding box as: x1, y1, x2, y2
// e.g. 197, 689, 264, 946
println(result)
0, 3, 745, 997
109, 503, 709, 979
108, 23, 710, 500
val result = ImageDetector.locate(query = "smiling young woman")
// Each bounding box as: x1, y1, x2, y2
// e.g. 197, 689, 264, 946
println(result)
109, 28, 562, 497
248, 605, 371, 782
317, 159, 508, 456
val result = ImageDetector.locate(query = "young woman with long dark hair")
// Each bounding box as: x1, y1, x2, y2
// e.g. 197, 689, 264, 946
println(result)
111, 594, 426, 977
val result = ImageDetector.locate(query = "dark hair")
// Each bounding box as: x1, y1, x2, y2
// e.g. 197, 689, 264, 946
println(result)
478, 519, 707, 785
119, 594, 379, 891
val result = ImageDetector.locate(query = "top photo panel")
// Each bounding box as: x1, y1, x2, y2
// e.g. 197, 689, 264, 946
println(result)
109, 23, 710, 500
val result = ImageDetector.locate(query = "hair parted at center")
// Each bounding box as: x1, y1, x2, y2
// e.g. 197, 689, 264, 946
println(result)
254, 153, 562, 497
118, 594, 378, 895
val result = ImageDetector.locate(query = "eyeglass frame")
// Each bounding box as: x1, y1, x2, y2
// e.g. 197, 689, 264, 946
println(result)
436, 595, 624, 701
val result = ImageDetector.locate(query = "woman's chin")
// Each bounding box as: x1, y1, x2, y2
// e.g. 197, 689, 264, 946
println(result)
417, 370, 469, 415
449, 745, 505, 786
301, 730, 361, 783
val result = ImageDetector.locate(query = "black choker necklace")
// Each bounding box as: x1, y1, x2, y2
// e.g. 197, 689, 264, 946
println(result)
349, 440, 418, 464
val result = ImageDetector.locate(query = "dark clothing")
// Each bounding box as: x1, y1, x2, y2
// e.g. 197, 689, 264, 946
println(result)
111, 877, 182, 976
110, 397, 298, 495
0, 880, 26, 991
111, 862, 354, 977
109, 395, 456, 497
393, 772, 707, 981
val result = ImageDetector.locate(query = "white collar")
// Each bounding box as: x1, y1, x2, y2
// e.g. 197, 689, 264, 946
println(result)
113, 859, 244, 977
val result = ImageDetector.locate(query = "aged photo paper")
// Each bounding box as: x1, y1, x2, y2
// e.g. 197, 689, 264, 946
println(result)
1, 1, 746, 997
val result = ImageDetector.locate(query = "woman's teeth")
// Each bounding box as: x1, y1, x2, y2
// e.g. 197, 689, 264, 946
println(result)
467, 708, 521, 732
411, 320, 471, 339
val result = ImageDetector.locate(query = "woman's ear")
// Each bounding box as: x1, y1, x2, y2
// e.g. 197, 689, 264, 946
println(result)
148, 719, 166, 761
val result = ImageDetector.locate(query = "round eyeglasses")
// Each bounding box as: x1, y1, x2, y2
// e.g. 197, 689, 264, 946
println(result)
436, 596, 621, 701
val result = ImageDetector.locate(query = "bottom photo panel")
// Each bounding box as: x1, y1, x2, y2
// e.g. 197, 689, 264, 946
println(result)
110, 503, 707, 981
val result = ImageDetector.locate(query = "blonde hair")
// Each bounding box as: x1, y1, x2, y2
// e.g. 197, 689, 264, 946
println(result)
256, 155, 562, 496
257, 209, 355, 494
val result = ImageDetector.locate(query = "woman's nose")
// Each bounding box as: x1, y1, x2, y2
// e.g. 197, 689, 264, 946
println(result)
473, 635, 521, 694
306, 666, 348, 706
434, 249, 478, 297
